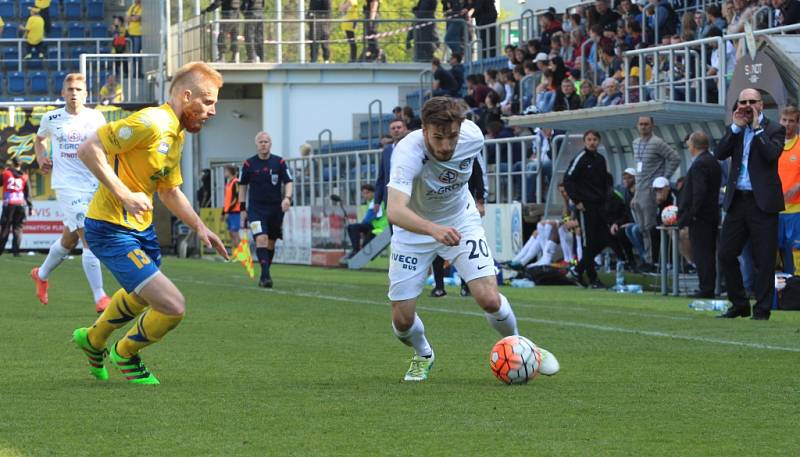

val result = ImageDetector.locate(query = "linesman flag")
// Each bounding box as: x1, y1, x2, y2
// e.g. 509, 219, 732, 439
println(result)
231, 232, 255, 279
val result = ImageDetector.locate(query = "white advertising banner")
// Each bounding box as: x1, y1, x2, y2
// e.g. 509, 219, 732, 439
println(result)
273, 205, 312, 265
483, 203, 522, 262
1, 200, 64, 250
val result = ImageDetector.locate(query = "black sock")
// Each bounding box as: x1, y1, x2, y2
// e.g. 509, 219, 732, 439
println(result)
256, 247, 269, 280
432, 256, 445, 290
266, 248, 275, 267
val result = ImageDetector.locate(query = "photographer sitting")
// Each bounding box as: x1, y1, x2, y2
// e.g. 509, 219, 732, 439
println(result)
347, 183, 387, 258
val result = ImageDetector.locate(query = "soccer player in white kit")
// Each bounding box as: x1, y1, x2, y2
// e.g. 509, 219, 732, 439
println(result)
30, 73, 111, 313
386, 97, 559, 381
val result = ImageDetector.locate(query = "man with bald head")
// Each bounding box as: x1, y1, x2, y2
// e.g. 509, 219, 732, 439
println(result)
239, 131, 294, 288
677, 131, 721, 298
716, 88, 785, 320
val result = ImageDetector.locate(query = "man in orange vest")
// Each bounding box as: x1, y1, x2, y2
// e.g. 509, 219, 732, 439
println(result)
221, 165, 241, 248
778, 105, 800, 274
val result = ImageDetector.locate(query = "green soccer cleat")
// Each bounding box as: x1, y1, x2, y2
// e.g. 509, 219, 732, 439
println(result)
403, 353, 435, 382
110, 344, 160, 385
72, 327, 109, 381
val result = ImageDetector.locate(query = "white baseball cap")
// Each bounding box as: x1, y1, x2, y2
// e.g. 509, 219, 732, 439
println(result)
652, 177, 670, 189
533, 52, 549, 63
623, 167, 637, 176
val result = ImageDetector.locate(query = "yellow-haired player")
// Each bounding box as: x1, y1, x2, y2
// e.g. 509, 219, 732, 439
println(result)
71, 61, 229, 385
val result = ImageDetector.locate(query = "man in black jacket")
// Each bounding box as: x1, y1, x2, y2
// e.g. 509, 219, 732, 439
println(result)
202, 0, 240, 62
553, 79, 582, 112
307, 0, 332, 62
677, 132, 721, 298
716, 88, 785, 320
564, 130, 609, 288
373, 119, 409, 213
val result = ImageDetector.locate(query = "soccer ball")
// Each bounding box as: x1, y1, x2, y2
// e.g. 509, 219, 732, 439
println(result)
489, 335, 542, 385
661, 205, 678, 226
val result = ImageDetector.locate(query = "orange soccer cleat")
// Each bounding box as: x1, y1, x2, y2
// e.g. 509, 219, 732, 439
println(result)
95, 295, 111, 314
30, 267, 49, 305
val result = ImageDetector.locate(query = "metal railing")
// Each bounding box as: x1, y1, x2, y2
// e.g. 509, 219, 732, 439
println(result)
284, 134, 549, 208
174, 16, 470, 65
0, 37, 112, 72
623, 23, 800, 107
579, 38, 598, 87
79, 53, 162, 104
474, 10, 538, 60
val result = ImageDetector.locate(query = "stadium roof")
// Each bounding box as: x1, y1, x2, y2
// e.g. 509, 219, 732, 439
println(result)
504, 101, 727, 131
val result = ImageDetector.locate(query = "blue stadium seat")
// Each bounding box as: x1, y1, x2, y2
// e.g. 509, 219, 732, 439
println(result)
7, 72, 25, 95
52, 70, 68, 93
67, 22, 86, 38
63, 0, 81, 19
2, 22, 19, 39
50, 22, 64, 38
0, 73, 4, 95
0, 0, 14, 19
49, 0, 63, 18
90, 22, 107, 38
25, 55, 44, 70
86, 0, 103, 19
20, 0, 35, 19
30, 71, 48, 94
98, 46, 110, 54
2, 46, 19, 70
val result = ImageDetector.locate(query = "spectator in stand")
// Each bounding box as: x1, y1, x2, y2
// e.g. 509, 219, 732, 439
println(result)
597, 77, 623, 106
645, 0, 679, 44
339, 0, 359, 62
307, 0, 332, 63
630, 116, 680, 270
467, 0, 498, 58
21, 7, 45, 60
202, 1, 238, 61
126, 0, 143, 54
618, 0, 642, 22
361, 0, 380, 61
549, 55, 569, 87
525, 39, 543, 57
442, 0, 466, 55
373, 118, 409, 212
513, 47, 531, 67
706, 5, 728, 31
484, 69, 504, 99
722, 0, 736, 26
705, 26, 737, 101
539, 11, 563, 52
477, 90, 502, 133
585, 24, 604, 81
564, 130, 609, 288
727, 0, 758, 33
499, 69, 519, 115
110, 15, 128, 55
580, 79, 598, 108
778, 105, 800, 273
464, 74, 489, 108
533, 52, 549, 73
772, 0, 800, 26
523, 61, 540, 89
624, 20, 643, 48
402, 106, 421, 130
693, 10, 707, 39
504, 44, 517, 69
554, 78, 582, 111
411, 0, 437, 62
677, 132, 721, 298
36, 0, 51, 34
449, 53, 465, 93
682, 11, 699, 40
569, 28, 585, 69
599, 39, 623, 81
243, 0, 266, 62
99, 74, 123, 104
568, 13, 584, 35
430, 57, 460, 97
549, 32, 563, 60
392, 105, 403, 120
534, 70, 556, 113
590, 0, 622, 31
558, 32, 575, 65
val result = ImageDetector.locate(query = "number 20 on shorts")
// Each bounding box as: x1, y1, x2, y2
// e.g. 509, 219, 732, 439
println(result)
127, 249, 151, 269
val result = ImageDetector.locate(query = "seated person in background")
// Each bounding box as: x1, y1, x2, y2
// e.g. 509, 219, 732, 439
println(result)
553, 78, 582, 111
580, 80, 598, 108
430, 57, 460, 97
604, 173, 637, 268
347, 183, 386, 258
99, 74, 123, 104
449, 53, 465, 93
464, 74, 490, 109
597, 77, 623, 106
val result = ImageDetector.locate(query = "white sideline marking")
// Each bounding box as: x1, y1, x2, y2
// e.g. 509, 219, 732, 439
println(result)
174, 277, 800, 353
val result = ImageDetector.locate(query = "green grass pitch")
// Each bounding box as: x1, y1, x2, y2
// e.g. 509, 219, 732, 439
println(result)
1, 254, 798, 456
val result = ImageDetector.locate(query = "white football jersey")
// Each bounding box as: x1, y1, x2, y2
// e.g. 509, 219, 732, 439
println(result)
387, 119, 484, 242
37, 107, 106, 192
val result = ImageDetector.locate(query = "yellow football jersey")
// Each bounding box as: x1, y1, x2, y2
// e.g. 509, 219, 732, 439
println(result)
88, 103, 184, 231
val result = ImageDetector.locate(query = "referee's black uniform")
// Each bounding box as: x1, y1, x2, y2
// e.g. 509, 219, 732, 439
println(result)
563, 147, 609, 287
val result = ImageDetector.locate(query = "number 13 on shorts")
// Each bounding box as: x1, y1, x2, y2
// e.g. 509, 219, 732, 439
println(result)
127, 249, 152, 269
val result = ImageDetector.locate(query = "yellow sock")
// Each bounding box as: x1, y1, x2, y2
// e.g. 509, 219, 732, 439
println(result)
115, 309, 184, 358
87, 288, 148, 350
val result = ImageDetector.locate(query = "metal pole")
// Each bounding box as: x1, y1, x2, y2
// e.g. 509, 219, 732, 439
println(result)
299, 0, 305, 63
178, 0, 184, 67
672, 227, 679, 296
276, 0, 283, 63
660, 227, 668, 295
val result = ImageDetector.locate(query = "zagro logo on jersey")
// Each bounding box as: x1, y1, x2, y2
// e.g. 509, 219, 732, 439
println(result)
438, 169, 457, 184
459, 158, 472, 170
391, 253, 418, 271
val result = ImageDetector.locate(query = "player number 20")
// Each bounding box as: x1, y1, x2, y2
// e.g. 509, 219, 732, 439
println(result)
127, 249, 151, 269
466, 239, 489, 260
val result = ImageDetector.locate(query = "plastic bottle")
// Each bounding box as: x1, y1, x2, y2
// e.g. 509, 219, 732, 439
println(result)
688, 300, 728, 311
625, 284, 643, 294
511, 278, 536, 288
615, 261, 625, 289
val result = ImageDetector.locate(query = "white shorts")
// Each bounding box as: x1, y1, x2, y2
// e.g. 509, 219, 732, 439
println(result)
388, 222, 496, 301
55, 189, 93, 232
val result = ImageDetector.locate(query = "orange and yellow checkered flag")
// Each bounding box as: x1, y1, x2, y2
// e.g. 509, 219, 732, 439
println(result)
231, 232, 255, 280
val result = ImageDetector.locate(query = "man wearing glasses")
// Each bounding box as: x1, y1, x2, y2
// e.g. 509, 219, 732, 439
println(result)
716, 88, 785, 321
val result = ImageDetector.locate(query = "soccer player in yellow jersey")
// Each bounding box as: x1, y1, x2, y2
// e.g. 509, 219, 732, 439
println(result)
778, 105, 800, 274
71, 61, 229, 385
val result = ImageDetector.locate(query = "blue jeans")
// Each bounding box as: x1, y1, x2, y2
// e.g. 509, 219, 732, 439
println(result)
130, 35, 142, 53
444, 20, 465, 55
625, 223, 645, 261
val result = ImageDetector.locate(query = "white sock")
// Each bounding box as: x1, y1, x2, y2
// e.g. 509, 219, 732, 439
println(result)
559, 226, 574, 261
81, 248, 106, 302
485, 294, 518, 337
533, 240, 558, 266
576, 235, 583, 260
392, 314, 432, 357
38, 237, 70, 280
514, 235, 541, 264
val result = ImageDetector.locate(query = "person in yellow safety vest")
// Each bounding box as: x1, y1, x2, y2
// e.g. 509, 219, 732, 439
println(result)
221, 165, 242, 248
346, 183, 387, 258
